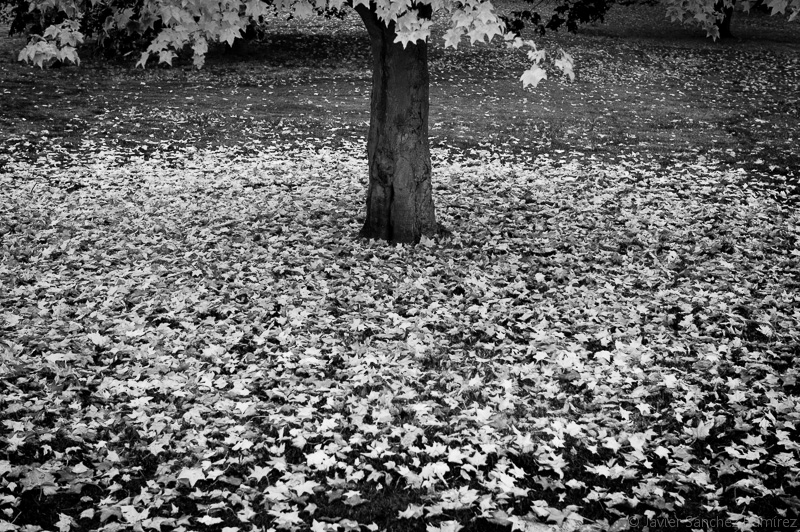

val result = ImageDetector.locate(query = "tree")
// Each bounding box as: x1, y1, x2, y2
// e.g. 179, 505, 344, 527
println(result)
663, 0, 797, 40
508, 0, 797, 41
500, 0, 614, 36
10, 0, 574, 244
355, 3, 437, 242
715, 0, 735, 38
9, 0, 797, 244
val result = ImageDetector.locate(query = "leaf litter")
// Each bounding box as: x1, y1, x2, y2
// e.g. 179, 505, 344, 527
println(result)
1, 136, 799, 532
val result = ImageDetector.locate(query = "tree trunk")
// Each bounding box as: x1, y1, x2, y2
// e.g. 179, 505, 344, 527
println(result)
715, 0, 735, 39
355, 4, 437, 244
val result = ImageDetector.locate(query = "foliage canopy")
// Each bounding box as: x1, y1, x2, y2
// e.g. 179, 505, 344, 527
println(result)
8, 0, 580, 87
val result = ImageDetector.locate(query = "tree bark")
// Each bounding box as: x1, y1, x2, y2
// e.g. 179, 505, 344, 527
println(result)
715, 0, 735, 39
355, 4, 437, 244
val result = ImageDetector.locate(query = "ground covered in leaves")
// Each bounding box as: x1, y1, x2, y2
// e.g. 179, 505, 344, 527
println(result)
1, 3, 800, 532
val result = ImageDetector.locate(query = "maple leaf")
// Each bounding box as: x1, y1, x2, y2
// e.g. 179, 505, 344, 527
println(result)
135, 51, 149, 68
684, 419, 714, 441
249, 465, 271, 482
627, 433, 648, 453
441, 486, 481, 509
603, 436, 621, 453
590, 464, 612, 477
564, 421, 583, 437
196, 515, 223, 526
237, 505, 257, 523
6, 433, 26, 451
654, 446, 671, 459
2, 313, 21, 327
428, 521, 463, 532
88, 332, 109, 346
148, 435, 171, 456
293, 479, 320, 496
105, 450, 121, 463
742, 434, 764, 446
508, 514, 552, 531
20, 469, 57, 493
56, 514, 74, 532
142, 517, 174, 531
520, 67, 547, 89
306, 449, 336, 470
662, 374, 679, 389
293, 0, 315, 19
425, 442, 448, 457
554, 51, 575, 81
344, 491, 366, 506
447, 447, 469, 464
420, 462, 450, 483
158, 49, 175, 66
218, 26, 242, 47
466, 25, 488, 45
443, 28, 462, 49
268, 509, 303, 528
468, 450, 487, 467
232, 438, 254, 451
768, 0, 789, 13
770, 452, 797, 467
311, 521, 329, 532
727, 390, 747, 403
120, 506, 149, 523
398, 504, 424, 519
178, 467, 205, 487
71, 463, 90, 474
265, 483, 291, 501
538, 453, 567, 479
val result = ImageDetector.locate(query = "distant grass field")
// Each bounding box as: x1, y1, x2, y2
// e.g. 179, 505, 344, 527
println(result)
1, 2, 798, 198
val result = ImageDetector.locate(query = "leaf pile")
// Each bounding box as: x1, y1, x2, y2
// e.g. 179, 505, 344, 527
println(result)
2, 139, 799, 532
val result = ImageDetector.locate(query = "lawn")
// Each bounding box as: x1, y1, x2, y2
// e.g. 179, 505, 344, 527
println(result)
1, 3, 799, 532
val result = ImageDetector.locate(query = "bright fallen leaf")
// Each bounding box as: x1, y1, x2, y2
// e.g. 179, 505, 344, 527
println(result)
178, 467, 205, 487
197, 515, 223, 526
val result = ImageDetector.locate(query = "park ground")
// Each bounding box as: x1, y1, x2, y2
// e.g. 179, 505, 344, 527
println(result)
1, 3, 799, 532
